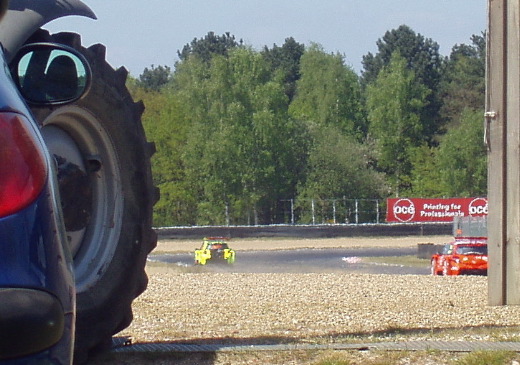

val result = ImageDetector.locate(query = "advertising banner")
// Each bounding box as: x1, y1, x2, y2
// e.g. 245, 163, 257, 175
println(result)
386, 197, 488, 223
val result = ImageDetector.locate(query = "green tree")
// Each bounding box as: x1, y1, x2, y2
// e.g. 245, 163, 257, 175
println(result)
407, 144, 446, 197
128, 83, 195, 226
297, 124, 387, 201
137, 64, 171, 91
362, 25, 443, 142
177, 31, 242, 63
436, 109, 487, 197
366, 52, 430, 195
439, 33, 485, 126
176, 48, 305, 224
262, 37, 305, 102
289, 43, 365, 137
361, 25, 442, 90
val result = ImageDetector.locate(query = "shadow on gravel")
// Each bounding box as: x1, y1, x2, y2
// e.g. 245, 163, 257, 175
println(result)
89, 335, 299, 364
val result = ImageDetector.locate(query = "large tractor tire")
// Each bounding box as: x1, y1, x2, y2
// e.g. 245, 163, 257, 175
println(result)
27, 30, 158, 363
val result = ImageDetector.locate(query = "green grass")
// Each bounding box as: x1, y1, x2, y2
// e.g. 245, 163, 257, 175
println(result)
311, 351, 520, 365
452, 351, 517, 365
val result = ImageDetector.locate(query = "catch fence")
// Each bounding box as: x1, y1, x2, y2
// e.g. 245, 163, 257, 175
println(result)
279, 199, 385, 225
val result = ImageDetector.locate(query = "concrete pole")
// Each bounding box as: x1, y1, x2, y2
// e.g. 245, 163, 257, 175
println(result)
487, 0, 520, 305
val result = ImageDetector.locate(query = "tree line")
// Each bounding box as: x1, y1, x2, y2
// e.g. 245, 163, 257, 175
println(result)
127, 26, 486, 226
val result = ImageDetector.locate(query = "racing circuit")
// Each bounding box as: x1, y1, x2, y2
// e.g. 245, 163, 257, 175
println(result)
152, 223, 452, 275
149, 246, 429, 275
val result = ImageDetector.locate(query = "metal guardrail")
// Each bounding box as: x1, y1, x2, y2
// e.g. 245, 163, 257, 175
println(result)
155, 223, 452, 240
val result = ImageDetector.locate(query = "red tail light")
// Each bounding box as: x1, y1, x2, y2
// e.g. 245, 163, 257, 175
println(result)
0, 112, 47, 218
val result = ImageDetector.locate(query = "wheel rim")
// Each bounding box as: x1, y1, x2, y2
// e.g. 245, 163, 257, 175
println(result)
41, 106, 123, 293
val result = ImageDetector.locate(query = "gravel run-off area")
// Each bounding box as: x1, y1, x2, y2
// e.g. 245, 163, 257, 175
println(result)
97, 236, 520, 364
120, 236, 520, 341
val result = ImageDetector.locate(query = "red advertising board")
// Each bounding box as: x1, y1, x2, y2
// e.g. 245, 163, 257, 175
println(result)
386, 198, 488, 223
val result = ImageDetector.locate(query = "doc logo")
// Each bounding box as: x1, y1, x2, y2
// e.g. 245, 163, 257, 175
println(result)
469, 198, 488, 216
393, 198, 416, 222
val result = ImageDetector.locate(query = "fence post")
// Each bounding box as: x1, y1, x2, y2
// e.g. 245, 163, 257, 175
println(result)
225, 202, 230, 226
376, 200, 380, 224
343, 196, 348, 223
355, 199, 359, 224
290, 199, 295, 225
311, 199, 316, 225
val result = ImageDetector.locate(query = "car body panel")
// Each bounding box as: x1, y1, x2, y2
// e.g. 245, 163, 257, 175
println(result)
194, 237, 236, 265
0, 37, 76, 365
0, 193, 75, 363
431, 237, 488, 276
0, 0, 96, 62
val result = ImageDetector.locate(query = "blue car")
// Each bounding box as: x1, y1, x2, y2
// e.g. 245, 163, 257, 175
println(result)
0, 1, 157, 363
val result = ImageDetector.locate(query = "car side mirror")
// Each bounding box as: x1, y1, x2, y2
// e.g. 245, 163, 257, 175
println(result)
10, 42, 91, 105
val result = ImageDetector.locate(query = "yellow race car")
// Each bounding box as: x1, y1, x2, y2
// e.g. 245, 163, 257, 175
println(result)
194, 237, 236, 265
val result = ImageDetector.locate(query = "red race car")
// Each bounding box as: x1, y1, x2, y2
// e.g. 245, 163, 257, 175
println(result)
431, 237, 488, 276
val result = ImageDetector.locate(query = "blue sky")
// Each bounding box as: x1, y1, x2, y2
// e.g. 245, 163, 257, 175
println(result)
46, 0, 487, 77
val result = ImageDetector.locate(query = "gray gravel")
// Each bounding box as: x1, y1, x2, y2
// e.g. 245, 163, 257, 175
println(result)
119, 272, 520, 344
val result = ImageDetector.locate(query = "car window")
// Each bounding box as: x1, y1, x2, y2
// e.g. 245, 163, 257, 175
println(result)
456, 245, 488, 255
208, 243, 228, 249
442, 244, 453, 255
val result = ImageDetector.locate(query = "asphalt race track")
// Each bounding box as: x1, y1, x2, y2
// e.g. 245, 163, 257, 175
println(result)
149, 247, 429, 275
